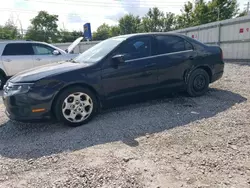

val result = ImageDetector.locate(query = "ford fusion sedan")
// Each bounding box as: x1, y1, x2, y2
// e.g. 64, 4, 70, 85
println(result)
2, 33, 224, 127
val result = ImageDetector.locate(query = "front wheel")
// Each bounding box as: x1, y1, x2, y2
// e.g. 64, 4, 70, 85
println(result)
54, 86, 98, 127
187, 68, 210, 97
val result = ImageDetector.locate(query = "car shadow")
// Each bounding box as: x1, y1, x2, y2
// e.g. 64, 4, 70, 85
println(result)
0, 88, 247, 159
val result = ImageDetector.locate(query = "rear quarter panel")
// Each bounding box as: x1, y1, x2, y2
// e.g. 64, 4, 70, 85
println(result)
182, 38, 224, 83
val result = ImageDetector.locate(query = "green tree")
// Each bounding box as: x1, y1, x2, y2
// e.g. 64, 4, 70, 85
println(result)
59, 30, 82, 42
0, 19, 21, 40
118, 14, 141, 34
92, 23, 111, 40
176, 1, 194, 29
207, 0, 238, 22
237, 10, 247, 17
162, 12, 176, 31
141, 7, 165, 32
109, 25, 120, 37
192, 0, 210, 25
25, 11, 59, 42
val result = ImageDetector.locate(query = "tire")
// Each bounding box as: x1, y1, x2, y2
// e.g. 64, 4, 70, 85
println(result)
0, 74, 6, 90
187, 68, 210, 97
54, 86, 98, 127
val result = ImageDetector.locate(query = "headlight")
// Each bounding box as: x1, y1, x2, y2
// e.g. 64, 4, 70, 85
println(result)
3, 82, 34, 96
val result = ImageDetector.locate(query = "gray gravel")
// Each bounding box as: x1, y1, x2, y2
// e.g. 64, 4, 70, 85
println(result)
0, 63, 250, 187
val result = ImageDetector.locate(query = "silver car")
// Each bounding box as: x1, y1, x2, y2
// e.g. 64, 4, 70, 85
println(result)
0, 37, 83, 88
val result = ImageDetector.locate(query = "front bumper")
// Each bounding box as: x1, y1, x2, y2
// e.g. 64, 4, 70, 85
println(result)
2, 93, 52, 122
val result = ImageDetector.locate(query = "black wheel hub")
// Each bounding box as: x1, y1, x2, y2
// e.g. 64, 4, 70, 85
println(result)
193, 75, 206, 91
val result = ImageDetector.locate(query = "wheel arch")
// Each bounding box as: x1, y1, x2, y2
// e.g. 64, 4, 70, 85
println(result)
51, 82, 101, 117
184, 65, 212, 84
0, 68, 7, 77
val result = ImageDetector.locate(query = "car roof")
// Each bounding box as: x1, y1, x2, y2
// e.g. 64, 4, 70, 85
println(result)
111, 32, 186, 39
0, 40, 47, 44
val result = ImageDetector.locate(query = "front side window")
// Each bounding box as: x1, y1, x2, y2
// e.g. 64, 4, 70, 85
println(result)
2, 43, 34, 56
119, 37, 151, 61
74, 37, 126, 63
32, 44, 55, 55
156, 35, 189, 55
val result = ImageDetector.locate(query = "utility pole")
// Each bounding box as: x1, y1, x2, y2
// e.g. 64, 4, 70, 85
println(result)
247, 2, 250, 15
217, 8, 220, 21
244, 2, 250, 15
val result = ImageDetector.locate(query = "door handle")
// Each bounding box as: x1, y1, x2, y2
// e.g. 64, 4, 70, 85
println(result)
140, 71, 152, 77
36, 58, 41, 61
189, 56, 194, 60
4, 59, 11, 62
145, 63, 156, 68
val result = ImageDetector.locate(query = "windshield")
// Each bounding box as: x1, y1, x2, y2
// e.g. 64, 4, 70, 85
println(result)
74, 37, 126, 63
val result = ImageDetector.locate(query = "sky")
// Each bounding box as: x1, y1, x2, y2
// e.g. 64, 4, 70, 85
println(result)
0, 0, 247, 33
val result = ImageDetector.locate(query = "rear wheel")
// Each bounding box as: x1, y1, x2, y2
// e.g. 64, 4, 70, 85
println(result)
187, 68, 209, 97
54, 86, 98, 127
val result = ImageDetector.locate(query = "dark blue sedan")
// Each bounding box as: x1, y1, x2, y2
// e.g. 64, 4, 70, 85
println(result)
2, 33, 224, 127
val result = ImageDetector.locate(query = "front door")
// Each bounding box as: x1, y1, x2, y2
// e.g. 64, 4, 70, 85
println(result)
32, 43, 63, 67
101, 36, 158, 99
1, 43, 34, 76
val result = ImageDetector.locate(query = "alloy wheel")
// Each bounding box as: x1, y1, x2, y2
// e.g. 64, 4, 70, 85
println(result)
62, 92, 93, 123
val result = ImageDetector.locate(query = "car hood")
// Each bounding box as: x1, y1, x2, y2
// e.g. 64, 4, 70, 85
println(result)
66, 37, 83, 53
9, 61, 89, 83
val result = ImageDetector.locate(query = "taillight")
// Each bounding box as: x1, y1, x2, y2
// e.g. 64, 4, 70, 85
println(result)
220, 48, 223, 60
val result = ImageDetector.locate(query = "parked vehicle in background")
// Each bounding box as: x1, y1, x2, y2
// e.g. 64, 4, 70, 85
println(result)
0, 37, 83, 88
2, 33, 224, 127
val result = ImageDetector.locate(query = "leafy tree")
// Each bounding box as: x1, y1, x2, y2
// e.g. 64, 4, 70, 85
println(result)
25, 11, 59, 42
162, 12, 176, 31
192, 0, 210, 25
237, 10, 247, 17
0, 19, 21, 40
176, 2, 194, 29
118, 14, 141, 34
141, 7, 165, 32
92, 23, 111, 40
59, 30, 82, 42
109, 26, 121, 37
207, 0, 238, 22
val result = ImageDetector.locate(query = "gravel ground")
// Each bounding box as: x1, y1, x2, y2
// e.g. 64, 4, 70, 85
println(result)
0, 63, 250, 188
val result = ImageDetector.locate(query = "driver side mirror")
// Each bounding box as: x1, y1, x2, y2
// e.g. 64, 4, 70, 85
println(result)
111, 54, 125, 65
53, 50, 60, 55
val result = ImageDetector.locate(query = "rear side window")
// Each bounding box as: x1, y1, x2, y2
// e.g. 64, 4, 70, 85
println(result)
2, 43, 34, 56
155, 35, 193, 55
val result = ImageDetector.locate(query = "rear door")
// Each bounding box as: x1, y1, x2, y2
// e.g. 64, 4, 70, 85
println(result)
1, 43, 34, 76
32, 43, 64, 67
153, 35, 196, 89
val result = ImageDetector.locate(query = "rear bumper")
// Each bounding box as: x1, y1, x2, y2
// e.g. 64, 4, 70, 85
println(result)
211, 61, 224, 83
211, 71, 223, 83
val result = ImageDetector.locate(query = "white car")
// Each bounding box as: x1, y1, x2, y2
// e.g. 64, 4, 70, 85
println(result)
0, 37, 83, 88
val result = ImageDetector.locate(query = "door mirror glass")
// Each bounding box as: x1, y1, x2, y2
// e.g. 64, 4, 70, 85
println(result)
53, 50, 60, 55
112, 54, 125, 65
